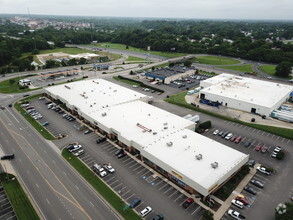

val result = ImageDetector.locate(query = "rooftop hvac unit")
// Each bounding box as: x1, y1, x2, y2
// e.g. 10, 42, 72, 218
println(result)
101, 112, 107, 117
182, 135, 187, 139
64, 85, 71, 89
164, 127, 168, 130
153, 132, 157, 135
196, 154, 202, 160
166, 142, 173, 147
163, 122, 168, 126
211, 162, 218, 169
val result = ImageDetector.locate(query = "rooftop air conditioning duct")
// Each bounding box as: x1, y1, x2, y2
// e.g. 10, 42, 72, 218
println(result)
211, 162, 218, 169
153, 132, 157, 135
164, 127, 168, 130
101, 112, 107, 117
182, 135, 187, 139
196, 154, 202, 160
166, 142, 173, 147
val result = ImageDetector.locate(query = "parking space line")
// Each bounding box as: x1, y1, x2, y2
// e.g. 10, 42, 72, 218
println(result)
122, 189, 131, 196
281, 138, 286, 142
276, 136, 280, 141
164, 187, 174, 194
174, 193, 184, 202
129, 162, 140, 169
159, 183, 170, 191
113, 183, 123, 190
287, 139, 291, 144
168, 190, 178, 198
191, 206, 201, 215
105, 176, 115, 183
132, 164, 143, 171
261, 131, 265, 135
247, 127, 251, 131
125, 194, 134, 201
256, 130, 261, 134
122, 157, 132, 163
137, 168, 147, 175
135, 201, 144, 209
140, 170, 152, 178
109, 180, 119, 187
125, 160, 136, 166
154, 179, 164, 187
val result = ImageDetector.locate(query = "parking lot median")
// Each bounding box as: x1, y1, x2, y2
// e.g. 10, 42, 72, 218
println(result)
62, 148, 141, 220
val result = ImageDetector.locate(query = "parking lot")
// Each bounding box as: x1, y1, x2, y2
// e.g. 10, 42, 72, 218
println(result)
0, 185, 17, 220
27, 97, 205, 220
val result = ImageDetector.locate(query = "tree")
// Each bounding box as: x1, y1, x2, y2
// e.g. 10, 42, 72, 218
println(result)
275, 61, 292, 77
79, 58, 87, 65
202, 210, 214, 220
275, 202, 293, 220
183, 60, 192, 67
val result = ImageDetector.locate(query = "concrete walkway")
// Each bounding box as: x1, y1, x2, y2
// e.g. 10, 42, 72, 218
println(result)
213, 165, 257, 220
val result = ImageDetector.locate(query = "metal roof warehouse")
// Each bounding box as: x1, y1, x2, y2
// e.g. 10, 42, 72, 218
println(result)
45, 79, 248, 197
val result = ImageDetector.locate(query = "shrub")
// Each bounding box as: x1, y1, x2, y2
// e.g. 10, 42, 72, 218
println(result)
202, 210, 214, 220
276, 151, 285, 160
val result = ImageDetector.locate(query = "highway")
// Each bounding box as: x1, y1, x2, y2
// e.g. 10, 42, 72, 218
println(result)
0, 94, 121, 220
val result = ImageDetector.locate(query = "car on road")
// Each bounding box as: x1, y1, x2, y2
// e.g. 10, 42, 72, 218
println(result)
256, 166, 271, 175
234, 137, 242, 144
153, 214, 164, 220
228, 209, 246, 220
244, 186, 257, 195
247, 160, 255, 168
103, 163, 115, 173
84, 129, 93, 135
231, 199, 244, 209
250, 179, 264, 188
225, 133, 233, 140
261, 146, 268, 153
255, 145, 262, 151
129, 198, 141, 208
213, 129, 219, 135
182, 198, 194, 209
96, 137, 107, 143
140, 206, 152, 217
244, 141, 251, 147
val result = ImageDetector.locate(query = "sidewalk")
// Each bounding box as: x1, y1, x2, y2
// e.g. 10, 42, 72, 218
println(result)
213, 165, 257, 220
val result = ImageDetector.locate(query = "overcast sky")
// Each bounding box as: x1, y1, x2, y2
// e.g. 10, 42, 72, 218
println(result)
0, 0, 292, 20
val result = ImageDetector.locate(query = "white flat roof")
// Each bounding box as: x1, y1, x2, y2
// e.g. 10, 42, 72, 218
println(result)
86, 100, 195, 147
201, 74, 293, 108
45, 79, 148, 112
144, 129, 248, 195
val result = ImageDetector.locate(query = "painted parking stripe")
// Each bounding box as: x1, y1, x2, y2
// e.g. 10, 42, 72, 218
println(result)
281, 138, 286, 143
135, 201, 145, 209
122, 189, 131, 196
129, 162, 140, 169
141, 170, 152, 178
126, 160, 136, 166
159, 183, 170, 191
247, 127, 251, 131
125, 194, 135, 201
105, 176, 116, 183
169, 190, 179, 198
132, 164, 143, 171
287, 139, 291, 144
192, 206, 201, 215
113, 183, 123, 190
256, 130, 261, 134
122, 157, 132, 163
137, 168, 147, 175
261, 131, 265, 135
109, 180, 120, 187
164, 187, 175, 194
276, 136, 280, 141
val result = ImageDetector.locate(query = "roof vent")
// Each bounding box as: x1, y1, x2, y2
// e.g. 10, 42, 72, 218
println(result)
166, 142, 173, 147
182, 135, 187, 139
163, 122, 168, 126
196, 154, 202, 160
211, 162, 218, 169
153, 132, 157, 135
65, 85, 71, 89
101, 112, 107, 117
164, 127, 168, 130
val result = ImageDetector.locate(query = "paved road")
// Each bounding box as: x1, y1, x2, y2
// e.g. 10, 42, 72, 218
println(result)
0, 96, 121, 220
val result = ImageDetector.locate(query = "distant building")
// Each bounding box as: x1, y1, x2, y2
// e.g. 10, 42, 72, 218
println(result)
19, 79, 32, 86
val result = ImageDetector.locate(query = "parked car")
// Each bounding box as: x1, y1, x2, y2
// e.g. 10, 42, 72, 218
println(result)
218, 131, 224, 136
73, 149, 84, 156
255, 145, 262, 151
84, 129, 93, 135
93, 163, 107, 177
129, 198, 141, 208
244, 186, 257, 195
42, 121, 49, 126
182, 198, 194, 209
271, 152, 278, 158
68, 144, 82, 153
140, 206, 152, 217
231, 199, 244, 209
117, 152, 127, 159
103, 163, 115, 173
256, 166, 271, 175
247, 160, 255, 168
225, 133, 233, 140
250, 179, 264, 188
96, 137, 106, 143
244, 141, 251, 147
274, 146, 282, 153
213, 129, 219, 135
261, 146, 268, 153
221, 132, 228, 138
153, 214, 164, 220
230, 136, 236, 142
115, 149, 124, 156
228, 209, 246, 220
234, 137, 242, 144
235, 196, 249, 206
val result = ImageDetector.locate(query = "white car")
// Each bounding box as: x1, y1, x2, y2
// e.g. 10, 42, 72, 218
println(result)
140, 206, 152, 217
225, 133, 233, 140
69, 144, 82, 153
256, 166, 271, 175
274, 146, 282, 153
73, 149, 84, 156
213, 130, 219, 135
231, 199, 244, 209
103, 164, 115, 173
228, 209, 245, 220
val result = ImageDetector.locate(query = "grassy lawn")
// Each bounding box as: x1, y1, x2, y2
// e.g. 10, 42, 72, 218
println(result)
62, 149, 140, 220
14, 94, 55, 140
165, 92, 293, 140
219, 64, 254, 72
113, 76, 140, 87
259, 65, 276, 75
0, 173, 39, 220
125, 56, 147, 62
39, 47, 93, 55
195, 56, 240, 65
92, 42, 186, 58
0, 75, 39, 94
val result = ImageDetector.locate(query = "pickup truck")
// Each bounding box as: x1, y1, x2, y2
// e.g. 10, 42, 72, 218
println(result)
93, 163, 107, 177
228, 209, 246, 220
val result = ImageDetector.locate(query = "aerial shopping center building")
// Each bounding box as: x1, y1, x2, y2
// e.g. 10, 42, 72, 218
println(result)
45, 79, 248, 197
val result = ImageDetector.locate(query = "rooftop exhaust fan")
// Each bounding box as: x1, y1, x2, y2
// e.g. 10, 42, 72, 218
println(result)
101, 112, 107, 117
182, 135, 187, 139
196, 154, 202, 160
166, 142, 173, 147
211, 162, 218, 169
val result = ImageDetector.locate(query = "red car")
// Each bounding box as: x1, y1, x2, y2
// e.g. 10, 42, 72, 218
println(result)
230, 136, 236, 142
234, 137, 242, 144
255, 145, 262, 151
182, 198, 194, 209
235, 196, 249, 205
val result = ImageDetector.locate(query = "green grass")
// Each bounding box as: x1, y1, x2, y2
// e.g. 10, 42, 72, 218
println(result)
113, 76, 140, 86
0, 75, 40, 94
165, 92, 293, 140
14, 94, 55, 140
39, 47, 93, 55
125, 56, 147, 62
0, 173, 39, 220
219, 64, 254, 72
62, 149, 140, 220
259, 65, 276, 75
195, 56, 240, 65
91, 42, 186, 58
